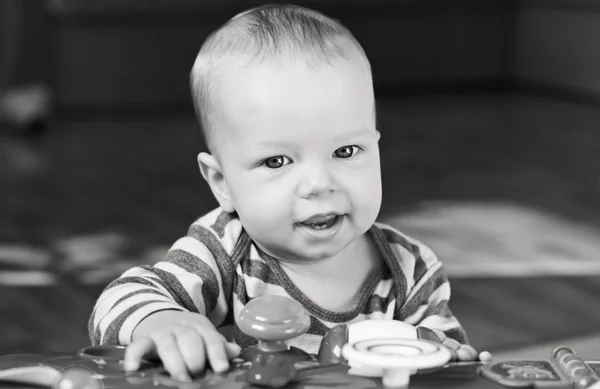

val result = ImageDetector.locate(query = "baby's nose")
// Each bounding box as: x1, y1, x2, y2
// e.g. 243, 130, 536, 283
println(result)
298, 162, 335, 198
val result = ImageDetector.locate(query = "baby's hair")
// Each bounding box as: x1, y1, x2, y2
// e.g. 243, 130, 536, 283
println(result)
190, 4, 370, 152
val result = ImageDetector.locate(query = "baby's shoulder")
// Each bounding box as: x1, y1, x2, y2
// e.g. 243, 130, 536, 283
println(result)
185, 207, 245, 254
373, 221, 440, 268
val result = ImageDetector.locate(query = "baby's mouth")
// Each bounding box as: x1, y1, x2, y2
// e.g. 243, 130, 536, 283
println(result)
299, 213, 341, 230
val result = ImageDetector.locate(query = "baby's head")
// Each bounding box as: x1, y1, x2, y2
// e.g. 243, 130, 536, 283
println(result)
191, 4, 382, 262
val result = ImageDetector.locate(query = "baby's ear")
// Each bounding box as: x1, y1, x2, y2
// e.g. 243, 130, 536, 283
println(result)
197, 152, 235, 213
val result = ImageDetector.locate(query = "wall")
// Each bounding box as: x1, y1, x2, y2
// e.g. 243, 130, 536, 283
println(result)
0, 0, 50, 87
515, 0, 600, 99
45, 0, 512, 111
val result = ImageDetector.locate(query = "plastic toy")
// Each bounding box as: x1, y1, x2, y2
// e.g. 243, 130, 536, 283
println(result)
481, 345, 600, 389
0, 295, 499, 389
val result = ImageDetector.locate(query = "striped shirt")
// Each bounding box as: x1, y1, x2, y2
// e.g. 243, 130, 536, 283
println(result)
89, 208, 467, 354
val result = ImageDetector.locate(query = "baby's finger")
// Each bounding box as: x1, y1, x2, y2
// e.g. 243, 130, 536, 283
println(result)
215, 332, 240, 358
175, 328, 207, 376
154, 333, 190, 381
201, 331, 230, 373
124, 337, 156, 371
447, 347, 458, 361
225, 342, 242, 359
456, 345, 478, 361
432, 329, 447, 343
442, 338, 462, 351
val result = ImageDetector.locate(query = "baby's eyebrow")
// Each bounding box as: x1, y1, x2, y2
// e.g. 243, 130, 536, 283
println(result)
336, 127, 375, 140
250, 128, 374, 149
252, 139, 290, 149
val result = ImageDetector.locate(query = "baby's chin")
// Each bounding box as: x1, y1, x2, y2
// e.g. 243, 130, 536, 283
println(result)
261, 247, 342, 264
267, 238, 358, 264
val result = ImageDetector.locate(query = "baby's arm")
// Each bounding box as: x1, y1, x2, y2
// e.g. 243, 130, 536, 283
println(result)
394, 244, 475, 361
89, 227, 237, 379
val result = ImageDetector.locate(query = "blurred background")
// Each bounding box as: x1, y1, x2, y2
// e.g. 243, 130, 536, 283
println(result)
1, 0, 600, 358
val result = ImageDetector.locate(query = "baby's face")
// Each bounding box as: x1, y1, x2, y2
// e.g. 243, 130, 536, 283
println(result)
213, 56, 381, 262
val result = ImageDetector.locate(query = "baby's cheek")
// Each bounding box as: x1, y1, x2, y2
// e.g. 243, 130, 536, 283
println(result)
354, 174, 382, 221
240, 189, 290, 227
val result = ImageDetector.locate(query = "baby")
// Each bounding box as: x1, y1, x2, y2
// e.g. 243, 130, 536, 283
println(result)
89, 4, 480, 381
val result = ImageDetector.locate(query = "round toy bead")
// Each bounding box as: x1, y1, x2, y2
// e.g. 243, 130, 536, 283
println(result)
479, 351, 493, 362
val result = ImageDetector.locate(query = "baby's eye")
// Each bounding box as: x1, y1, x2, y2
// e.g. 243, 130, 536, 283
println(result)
263, 155, 291, 169
334, 146, 359, 159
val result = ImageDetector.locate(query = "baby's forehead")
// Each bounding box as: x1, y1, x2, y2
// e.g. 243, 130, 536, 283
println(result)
222, 50, 370, 87
217, 55, 373, 109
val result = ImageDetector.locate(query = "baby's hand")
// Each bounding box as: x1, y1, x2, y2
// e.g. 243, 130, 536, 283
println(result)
421, 328, 492, 362
124, 312, 241, 381
438, 336, 478, 361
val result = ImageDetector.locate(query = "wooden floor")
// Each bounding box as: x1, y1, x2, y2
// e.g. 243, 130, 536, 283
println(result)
1, 93, 600, 355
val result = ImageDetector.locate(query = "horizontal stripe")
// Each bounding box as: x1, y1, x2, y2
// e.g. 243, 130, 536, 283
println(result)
380, 225, 437, 279
186, 224, 235, 304
168, 234, 234, 323
122, 267, 173, 290
112, 289, 170, 311
115, 267, 177, 297
92, 283, 158, 329
210, 210, 236, 238
165, 247, 221, 318
401, 279, 450, 322
99, 292, 179, 343
404, 262, 445, 304
154, 262, 205, 314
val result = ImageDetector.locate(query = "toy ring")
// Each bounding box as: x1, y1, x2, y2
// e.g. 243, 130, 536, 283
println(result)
342, 338, 451, 388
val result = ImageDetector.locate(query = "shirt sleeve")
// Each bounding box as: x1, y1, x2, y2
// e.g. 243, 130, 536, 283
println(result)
393, 240, 468, 344
88, 213, 238, 346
